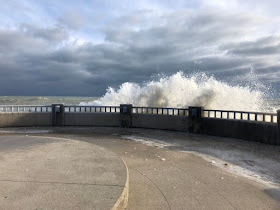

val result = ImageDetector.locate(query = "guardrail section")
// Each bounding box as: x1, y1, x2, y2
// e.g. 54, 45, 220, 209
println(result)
64, 106, 120, 113
0, 105, 52, 112
133, 107, 189, 116
203, 109, 277, 123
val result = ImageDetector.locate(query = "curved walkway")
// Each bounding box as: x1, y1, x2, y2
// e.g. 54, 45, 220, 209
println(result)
0, 135, 128, 209
0, 127, 280, 209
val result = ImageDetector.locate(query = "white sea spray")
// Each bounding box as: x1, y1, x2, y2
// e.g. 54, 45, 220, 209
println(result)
80, 71, 275, 111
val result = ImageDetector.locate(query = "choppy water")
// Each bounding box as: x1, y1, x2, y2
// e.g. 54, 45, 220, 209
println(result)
0, 96, 99, 106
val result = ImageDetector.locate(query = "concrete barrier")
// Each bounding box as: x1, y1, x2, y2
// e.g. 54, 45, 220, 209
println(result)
132, 114, 188, 132
203, 118, 278, 145
0, 113, 52, 127
0, 110, 187, 131
0, 104, 278, 145
64, 113, 119, 127
188, 107, 279, 145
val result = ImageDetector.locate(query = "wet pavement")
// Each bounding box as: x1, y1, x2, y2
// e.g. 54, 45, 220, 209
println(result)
0, 135, 128, 210
0, 126, 279, 209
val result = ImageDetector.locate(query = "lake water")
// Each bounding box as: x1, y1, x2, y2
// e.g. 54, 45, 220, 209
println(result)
0, 96, 279, 113
0, 96, 99, 106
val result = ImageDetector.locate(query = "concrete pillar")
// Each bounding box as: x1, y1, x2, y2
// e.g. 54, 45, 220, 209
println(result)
52, 104, 65, 126
188, 106, 203, 133
277, 110, 280, 145
120, 104, 133, 128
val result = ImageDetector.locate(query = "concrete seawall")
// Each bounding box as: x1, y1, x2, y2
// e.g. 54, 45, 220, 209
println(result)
132, 114, 188, 131
0, 112, 188, 132
203, 118, 278, 145
0, 104, 279, 145
64, 113, 119, 127
0, 113, 52, 127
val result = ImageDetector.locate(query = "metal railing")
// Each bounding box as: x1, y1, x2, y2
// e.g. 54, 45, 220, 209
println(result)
0, 105, 52, 112
203, 109, 277, 123
132, 107, 189, 116
0, 104, 277, 123
64, 105, 120, 113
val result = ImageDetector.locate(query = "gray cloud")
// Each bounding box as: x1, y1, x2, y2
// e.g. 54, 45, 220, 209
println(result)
0, 9, 279, 96
225, 35, 280, 56
20, 24, 69, 43
58, 9, 87, 30
0, 29, 48, 54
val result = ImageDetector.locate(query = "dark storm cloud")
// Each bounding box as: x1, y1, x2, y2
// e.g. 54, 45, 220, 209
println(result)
0, 9, 279, 96
225, 35, 280, 56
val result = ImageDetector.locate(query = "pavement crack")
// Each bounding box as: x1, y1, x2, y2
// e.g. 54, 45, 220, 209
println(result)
0, 179, 125, 188
130, 166, 172, 210
193, 195, 203, 206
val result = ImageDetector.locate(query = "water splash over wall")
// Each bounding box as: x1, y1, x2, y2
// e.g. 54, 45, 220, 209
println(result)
80, 71, 274, 112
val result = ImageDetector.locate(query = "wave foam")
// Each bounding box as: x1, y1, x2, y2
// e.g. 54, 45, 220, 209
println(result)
80, 71, 273, 111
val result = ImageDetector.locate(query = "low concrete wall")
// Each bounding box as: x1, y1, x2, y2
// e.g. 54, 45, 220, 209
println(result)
0, 106, 278, 146
203, 118, 278, 145
64, 113, 119, 127
132, 114, 188, 132
0, 113, 52, 127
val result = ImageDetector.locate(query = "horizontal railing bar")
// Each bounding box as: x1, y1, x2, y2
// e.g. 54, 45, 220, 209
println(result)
0, 106, 274, 113
203, 109, 276, 116
0, 105, 51, 107
64, 105, 119, 108
133, 106, 188, 110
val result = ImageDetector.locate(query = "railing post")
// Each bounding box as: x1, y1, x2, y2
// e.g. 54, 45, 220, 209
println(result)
120, 104, 133, 128
188, 106, 203, 133
277, 110, 280, 145
52, 104, 65, 126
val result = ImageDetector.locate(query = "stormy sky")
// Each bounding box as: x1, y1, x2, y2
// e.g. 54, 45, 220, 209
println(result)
0, 0, 280, 96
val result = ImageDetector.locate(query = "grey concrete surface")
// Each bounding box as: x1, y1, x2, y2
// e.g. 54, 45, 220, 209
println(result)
132, 114, 188, 131
0, 135, 128, 210
0, 127, 280, 209
203, 118, 278, 145
64, 113, 119, 127
0, 113, 52, 127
